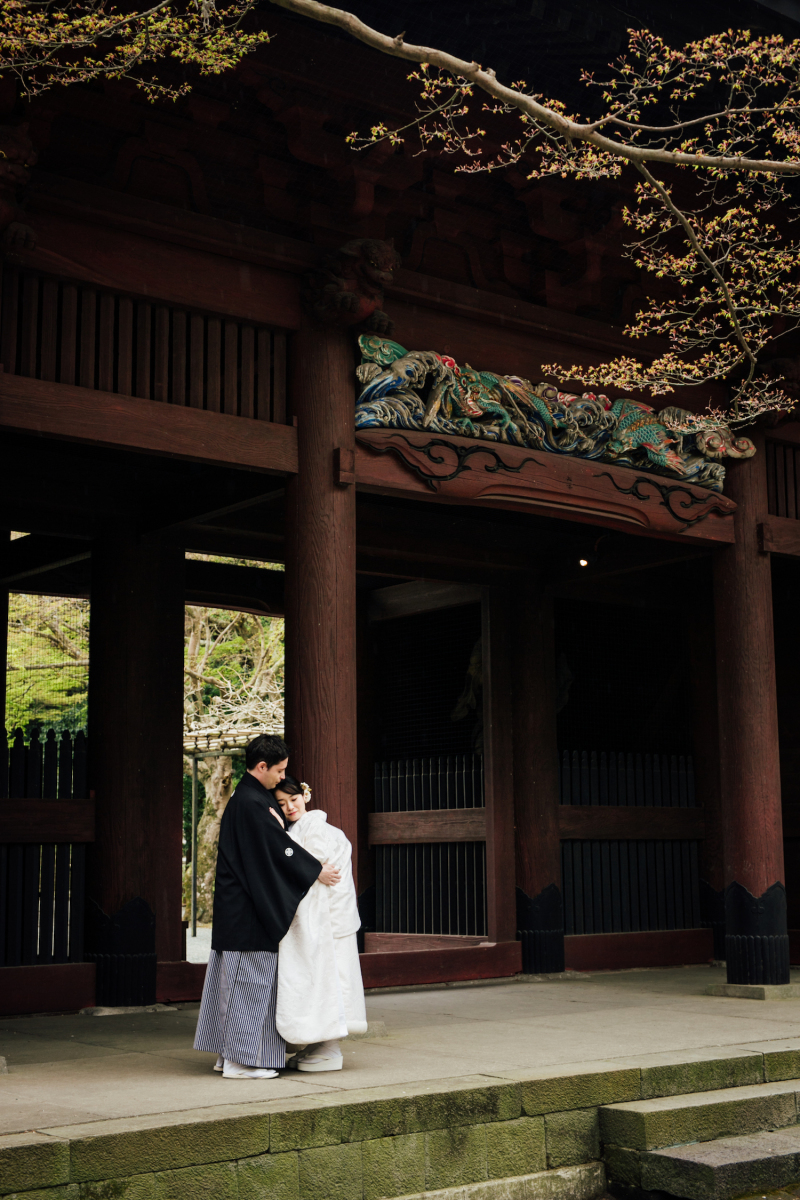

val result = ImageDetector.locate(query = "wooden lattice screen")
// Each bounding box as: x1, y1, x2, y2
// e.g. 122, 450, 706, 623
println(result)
0, 267, 287, 421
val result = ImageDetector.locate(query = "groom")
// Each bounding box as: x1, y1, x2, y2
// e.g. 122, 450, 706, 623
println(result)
193, 733, 341, 1079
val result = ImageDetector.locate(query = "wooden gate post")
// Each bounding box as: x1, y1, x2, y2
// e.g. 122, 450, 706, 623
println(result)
714, 430, 788, 984
482, 586, 517, 944
512, 578, 564, 972
87, 534, 185, 1003
285, 320, 358, 868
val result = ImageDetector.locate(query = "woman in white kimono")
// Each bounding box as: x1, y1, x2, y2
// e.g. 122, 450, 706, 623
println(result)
274, 775, 367, 1072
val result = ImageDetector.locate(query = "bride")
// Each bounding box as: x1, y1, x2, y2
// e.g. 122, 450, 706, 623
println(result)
274, 775, 367, 1071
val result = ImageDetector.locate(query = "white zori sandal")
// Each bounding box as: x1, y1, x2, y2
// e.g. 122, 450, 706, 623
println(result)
213, 1055, 224, 1072
222, 1059, 279, 1079
295, 1040, 344, 1073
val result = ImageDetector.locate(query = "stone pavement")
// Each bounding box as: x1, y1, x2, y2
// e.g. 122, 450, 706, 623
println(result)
3, 964, 800, 1138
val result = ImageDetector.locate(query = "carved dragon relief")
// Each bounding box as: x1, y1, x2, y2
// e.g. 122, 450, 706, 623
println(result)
354, 335, 755, 493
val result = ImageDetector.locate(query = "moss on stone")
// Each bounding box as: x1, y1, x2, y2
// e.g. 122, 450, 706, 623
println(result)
153, 1161, 238, 1200
425, 1124, 488, 1191
270, 1103, 342, 1153
79, 1177, 156, 1200
417, 1083, 521, 1132
638, 1053, 762, 1100
341, 1096, 421, 1143
238, 1151, 299, 1200
519, 1067, 639, 1117
604, 1145, 642, 1187
298, 1141, 362, 1200
485, 1116, 546, 1179
545, 1110, 599, 1169
362, 1133, 425, 1200
0, 1133, 70, 1196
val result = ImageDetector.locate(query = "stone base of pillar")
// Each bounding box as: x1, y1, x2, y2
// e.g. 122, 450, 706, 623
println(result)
516, 885, 565, 974
85, 896, 157, 1006
725, 881, 789, 985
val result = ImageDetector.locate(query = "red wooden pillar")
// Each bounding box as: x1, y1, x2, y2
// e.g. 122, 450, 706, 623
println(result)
482, 586, 517, 944
714, 430, 788, 984
285, 320, 358, 866
512, 579, 564, 971
87, 535, 185, 1003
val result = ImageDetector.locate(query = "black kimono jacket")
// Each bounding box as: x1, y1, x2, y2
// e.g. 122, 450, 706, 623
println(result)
211, 773, 322, 952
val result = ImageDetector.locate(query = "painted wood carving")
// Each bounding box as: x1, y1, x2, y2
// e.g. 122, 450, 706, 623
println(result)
355, 335, 755, 493
354, 429, 737, 543
305, 240, 401, 334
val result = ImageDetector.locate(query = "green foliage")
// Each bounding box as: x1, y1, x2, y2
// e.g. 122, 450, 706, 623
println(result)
6, 592, 89, 735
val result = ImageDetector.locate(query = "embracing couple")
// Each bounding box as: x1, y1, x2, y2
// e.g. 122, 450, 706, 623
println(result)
193, 734, 367, 1079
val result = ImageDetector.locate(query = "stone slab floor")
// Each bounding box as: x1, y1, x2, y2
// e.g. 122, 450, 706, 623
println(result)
5, 965, 800, 1138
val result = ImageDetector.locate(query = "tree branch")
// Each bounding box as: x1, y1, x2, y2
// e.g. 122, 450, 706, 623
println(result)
268, 0, 800, 175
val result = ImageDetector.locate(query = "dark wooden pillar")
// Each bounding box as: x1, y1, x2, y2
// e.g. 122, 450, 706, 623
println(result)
482, 586, 517, 944
689, 598, 725, 960
714, 430, 788, 984
87, 534, 185, 1004
285, 321, 358, 863
512, 579, 564, 972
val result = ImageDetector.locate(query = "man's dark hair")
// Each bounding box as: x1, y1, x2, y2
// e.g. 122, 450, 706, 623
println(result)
246, 734, 289, 771
274, 773, 303, 797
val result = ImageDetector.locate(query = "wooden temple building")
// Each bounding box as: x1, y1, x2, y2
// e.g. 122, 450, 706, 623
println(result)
2, 0, 800, 1014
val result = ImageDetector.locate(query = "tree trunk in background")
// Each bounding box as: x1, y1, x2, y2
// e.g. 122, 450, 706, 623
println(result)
182, 755, 234, 923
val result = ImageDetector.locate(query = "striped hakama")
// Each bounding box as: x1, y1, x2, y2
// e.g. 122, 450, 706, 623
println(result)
193, 950, 285, 1069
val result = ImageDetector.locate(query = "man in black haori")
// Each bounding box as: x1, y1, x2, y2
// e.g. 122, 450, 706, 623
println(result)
194, 734, 341, 1079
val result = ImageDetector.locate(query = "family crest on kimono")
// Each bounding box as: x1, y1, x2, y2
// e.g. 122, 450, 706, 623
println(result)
193, 733, 366, 1080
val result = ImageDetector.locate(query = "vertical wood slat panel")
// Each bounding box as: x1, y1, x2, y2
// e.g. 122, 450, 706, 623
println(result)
172, 311, 186, 406
79, 288, 96, 389
98, 294, 115, 394
154, 306, 169, 402
206, 318, 221, 412
272, 332, 287, 423
20, 272, 38, 378
776, 445, 787, 518
767, 442, 778, 516
135, 302, 151, 399
60, 284, 78, 386
786, 447, 797, 521
0, 267, 19, 375
117, 297, 133, 396
257, 329, 271, 420
240, 326, 255, 418
189, 314, 204, 408
224, 320, 238, 415
39, 844, 55, 964
40, 280, 58, 382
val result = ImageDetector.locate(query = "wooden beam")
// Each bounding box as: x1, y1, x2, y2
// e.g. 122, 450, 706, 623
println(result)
369, 580, 483, 622
759, 515, 800, 556
185, 559, 285, 615
0, 373, 298, 474
356, 431, 737, 545
558, 806, 706, 840
368, 809, 487, 845
0, 962, 96, 1015
0, 799, 95, 843
0, 534, 90, 585
359, 941, 522, 989
564, 928, 712, 972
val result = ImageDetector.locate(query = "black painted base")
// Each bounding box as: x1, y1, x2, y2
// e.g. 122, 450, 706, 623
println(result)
517, 884, 565, 974
85, 896, 157, 1006
87, 952, 157, 1007
725, 881, 789, 986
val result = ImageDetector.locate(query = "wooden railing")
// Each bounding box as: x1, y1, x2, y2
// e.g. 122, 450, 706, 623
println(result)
0, 728, 89, 968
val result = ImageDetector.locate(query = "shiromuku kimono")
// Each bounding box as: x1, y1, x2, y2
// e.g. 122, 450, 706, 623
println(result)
275, 809, 367, 1045
193, 774, 321, 1069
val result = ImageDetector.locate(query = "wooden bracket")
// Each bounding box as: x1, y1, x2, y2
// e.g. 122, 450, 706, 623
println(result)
335, 446, 355, 487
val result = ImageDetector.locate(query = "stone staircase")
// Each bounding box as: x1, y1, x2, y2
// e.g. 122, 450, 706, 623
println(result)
602, 1079, 800, 1200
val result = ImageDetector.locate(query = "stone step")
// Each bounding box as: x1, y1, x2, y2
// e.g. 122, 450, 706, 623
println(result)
600, 1080, 800, 1151
641, 1126, 800, 1200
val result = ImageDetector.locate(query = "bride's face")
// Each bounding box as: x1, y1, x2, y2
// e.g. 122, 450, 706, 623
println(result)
275, 789, 307, 822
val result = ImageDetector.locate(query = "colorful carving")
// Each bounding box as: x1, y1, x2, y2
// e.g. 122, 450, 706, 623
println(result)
305, 240, 401, 334
355, 337, 756, 492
